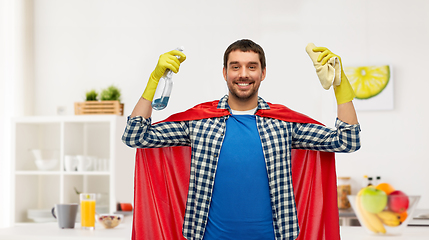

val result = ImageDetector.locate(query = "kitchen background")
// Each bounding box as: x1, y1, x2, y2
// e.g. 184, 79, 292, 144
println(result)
1, 0, 429, 228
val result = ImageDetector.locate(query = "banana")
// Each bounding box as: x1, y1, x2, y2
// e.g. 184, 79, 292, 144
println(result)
382, 219, 402, 227
356, 188, 386, 234
376, 210, 401, 227
362, 210, 387, 233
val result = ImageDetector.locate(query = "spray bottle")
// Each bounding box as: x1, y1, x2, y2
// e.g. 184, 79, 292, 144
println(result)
152, 46, 185, 110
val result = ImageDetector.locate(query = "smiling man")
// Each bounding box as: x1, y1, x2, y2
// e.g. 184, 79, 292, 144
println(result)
223, 45, 266, 110
122, 39, 361, 240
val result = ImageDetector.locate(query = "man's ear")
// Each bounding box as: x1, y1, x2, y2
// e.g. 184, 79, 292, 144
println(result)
261, 67, 266, 81
223, 67, 227, 81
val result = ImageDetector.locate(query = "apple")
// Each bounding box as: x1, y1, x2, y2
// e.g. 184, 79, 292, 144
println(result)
388, 190, 409, 214
361, 187, 388, 213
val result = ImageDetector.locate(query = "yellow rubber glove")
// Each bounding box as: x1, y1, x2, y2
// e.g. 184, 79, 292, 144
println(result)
142, 50, 186, 101
312, 46, 356, 105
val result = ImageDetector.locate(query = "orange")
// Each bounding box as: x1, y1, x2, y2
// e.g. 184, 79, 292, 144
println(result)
375, 183, 395, 195
399, 211, 408, 223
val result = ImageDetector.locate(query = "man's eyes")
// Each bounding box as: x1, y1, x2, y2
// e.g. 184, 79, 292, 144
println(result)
230, 65, 257, 70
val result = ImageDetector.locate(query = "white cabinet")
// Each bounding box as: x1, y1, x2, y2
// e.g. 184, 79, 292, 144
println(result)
11, 115, 135, 224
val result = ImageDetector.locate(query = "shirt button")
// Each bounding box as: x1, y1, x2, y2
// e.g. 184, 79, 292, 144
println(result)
214, 153, 218, 157
210, 176, 214, 180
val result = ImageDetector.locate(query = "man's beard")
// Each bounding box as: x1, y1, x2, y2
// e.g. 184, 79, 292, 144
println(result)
228, 86, 257, 101
227, 77, 260, 101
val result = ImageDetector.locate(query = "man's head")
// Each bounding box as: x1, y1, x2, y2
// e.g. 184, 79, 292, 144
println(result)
223, 39, 266, 70
223, 39, 266, 110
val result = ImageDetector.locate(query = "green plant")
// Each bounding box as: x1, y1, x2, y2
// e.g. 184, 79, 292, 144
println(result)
85, 89, 98, 101
100, 85, 121, 101
74, 187, 81, 195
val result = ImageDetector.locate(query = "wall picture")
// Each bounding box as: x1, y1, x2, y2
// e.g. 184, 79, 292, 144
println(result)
344, 65, 393, 111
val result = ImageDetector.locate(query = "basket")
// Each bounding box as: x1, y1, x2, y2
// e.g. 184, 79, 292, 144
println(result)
74, 101, 124, 115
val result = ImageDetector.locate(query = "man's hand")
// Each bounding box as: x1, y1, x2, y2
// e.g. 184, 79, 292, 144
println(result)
312, 46, 355, 105
142, 50, 186, 101
313, 46, 341, 65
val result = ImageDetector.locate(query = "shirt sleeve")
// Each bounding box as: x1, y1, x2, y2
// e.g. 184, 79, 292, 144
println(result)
121, 116, 191, 148
291, 118, 361, 152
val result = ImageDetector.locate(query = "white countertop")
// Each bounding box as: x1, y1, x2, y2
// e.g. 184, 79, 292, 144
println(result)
0, 221, 132, 240
340, 226, 429, 240
1, 220, 428, 240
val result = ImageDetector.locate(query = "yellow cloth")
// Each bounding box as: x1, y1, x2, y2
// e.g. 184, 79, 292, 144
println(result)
305, 43, 341, 90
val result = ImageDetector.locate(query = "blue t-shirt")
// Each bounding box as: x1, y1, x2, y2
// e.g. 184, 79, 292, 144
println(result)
203, 114, 275, 240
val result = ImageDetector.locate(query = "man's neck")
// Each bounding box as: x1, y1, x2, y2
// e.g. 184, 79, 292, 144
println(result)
227, 94, 258, 111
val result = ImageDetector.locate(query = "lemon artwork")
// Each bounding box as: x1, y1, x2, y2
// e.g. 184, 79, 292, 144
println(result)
344, 65, 390, 99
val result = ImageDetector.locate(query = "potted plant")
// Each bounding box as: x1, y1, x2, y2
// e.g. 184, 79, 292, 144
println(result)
75, 85, 124, 115
100, 85, 121, 102
85, 89, 98, 101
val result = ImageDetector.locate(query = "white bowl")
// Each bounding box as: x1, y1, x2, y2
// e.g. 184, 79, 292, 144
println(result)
97, 214, 123, 229
35, 159, 57, 170
31, 149, 58, 170
348, 195, 420, 236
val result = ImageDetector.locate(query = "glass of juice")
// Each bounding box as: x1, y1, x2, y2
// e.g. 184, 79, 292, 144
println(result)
80, 193, 96, 230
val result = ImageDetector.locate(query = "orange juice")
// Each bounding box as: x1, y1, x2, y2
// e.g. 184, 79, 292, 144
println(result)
80, 193, 96, 229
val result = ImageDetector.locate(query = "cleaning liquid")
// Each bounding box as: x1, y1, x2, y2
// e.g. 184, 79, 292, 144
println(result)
152, 46, 184, 110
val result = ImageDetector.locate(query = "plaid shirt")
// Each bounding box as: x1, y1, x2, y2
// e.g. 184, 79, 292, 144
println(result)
122, 95, 361, 240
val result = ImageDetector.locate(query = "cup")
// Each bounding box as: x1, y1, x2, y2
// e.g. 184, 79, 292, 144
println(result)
64, 155, 78, 171
102, 158, 109, 171
51, 203, 78, 229
96, 158, 108, 171
87, 156, 97, 171
80, 193, 96, 229
76, 155, 92, 172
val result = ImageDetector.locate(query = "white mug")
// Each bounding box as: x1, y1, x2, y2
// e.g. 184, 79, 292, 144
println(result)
64, 155, 77, 171
95, 158, 108, 171
76, 155, 92, 172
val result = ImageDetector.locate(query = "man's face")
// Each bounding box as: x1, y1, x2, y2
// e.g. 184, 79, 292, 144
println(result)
223, 50, 266, 102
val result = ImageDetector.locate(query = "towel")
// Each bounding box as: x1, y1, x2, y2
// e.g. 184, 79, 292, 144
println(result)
305, 43, 341, 90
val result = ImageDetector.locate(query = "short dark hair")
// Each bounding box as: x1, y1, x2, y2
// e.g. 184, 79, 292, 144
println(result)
223, 39, 266, 69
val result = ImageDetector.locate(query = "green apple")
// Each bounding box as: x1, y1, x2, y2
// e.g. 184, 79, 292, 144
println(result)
361, 187, 388, 213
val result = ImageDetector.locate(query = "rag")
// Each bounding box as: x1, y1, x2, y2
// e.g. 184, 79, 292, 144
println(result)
305, 43, 341, 90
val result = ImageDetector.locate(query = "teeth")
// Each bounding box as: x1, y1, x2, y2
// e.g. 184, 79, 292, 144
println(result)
238, 83, 249, 86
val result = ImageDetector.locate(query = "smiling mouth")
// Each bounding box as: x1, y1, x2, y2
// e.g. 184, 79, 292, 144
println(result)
237, 82, 251, 86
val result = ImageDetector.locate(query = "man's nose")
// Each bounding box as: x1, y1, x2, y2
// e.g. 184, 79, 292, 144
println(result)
238, 67, 249, 78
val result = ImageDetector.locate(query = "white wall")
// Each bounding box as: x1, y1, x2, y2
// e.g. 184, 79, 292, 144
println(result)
1, 0, 35, 227
17, 0, 429, 210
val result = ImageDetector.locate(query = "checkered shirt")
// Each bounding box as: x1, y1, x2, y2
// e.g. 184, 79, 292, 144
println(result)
122, 95, 361, 240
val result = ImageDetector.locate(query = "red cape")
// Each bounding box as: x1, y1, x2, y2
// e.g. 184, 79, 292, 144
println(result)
132, 100, 340, 240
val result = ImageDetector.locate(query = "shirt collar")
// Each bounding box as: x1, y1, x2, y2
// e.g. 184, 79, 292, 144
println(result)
217, 95, 271, 112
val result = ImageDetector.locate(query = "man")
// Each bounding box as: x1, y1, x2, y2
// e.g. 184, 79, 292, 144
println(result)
122, 39, 361, 240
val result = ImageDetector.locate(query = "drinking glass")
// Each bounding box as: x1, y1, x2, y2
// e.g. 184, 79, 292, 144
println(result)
80, 193, 96, 229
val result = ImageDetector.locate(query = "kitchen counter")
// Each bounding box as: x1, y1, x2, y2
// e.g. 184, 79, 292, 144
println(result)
340, 226, 429, 239
0, 221, 132, 240
1, 220, 428, 239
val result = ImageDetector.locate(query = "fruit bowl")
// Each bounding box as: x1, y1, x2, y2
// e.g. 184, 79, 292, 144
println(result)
348, 194, 420, 236
97, 214, 123, 229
